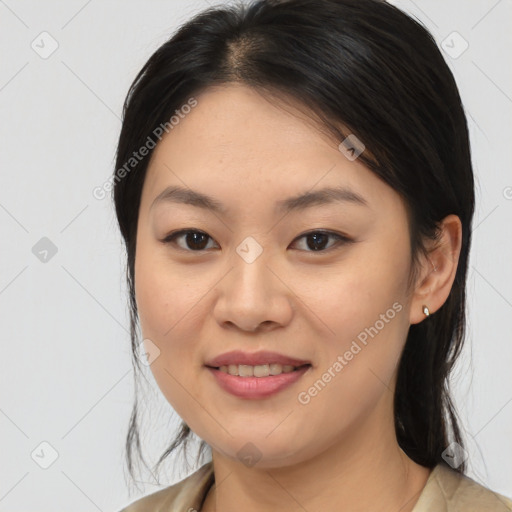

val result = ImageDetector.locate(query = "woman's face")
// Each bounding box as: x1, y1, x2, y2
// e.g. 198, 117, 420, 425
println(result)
134, 84, 422, 468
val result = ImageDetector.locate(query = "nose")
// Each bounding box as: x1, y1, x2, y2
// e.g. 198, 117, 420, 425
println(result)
212, 247, 294, 334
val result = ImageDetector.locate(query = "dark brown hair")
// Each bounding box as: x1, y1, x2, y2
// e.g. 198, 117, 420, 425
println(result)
112, 0, 474, 486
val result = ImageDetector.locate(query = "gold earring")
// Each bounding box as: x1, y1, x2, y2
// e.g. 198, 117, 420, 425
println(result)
422, 305, 430, 317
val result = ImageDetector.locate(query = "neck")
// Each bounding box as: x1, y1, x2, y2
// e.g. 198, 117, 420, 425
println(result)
201, 392, 431, 512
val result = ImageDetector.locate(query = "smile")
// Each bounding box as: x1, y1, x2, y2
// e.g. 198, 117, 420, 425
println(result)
216, 363, 309, 377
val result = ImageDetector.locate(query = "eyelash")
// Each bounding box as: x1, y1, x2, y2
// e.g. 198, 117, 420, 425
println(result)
161, 229, 354, 254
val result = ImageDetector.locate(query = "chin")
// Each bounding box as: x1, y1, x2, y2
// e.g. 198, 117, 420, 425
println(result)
209, 432, 312, 469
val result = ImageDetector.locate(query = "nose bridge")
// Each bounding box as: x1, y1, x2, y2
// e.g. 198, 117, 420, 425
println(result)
213, 233, 293, 331
230, 234, 274, 299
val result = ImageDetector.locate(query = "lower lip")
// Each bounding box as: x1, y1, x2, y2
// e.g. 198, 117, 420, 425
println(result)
206, 365, 311, 399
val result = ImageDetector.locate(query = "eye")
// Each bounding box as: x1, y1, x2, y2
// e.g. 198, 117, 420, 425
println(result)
291, 230, 353, 253
162, 229, 218, 252
161, 229, 353, 253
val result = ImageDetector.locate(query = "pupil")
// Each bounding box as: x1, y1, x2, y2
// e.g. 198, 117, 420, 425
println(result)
187, 232, 208, 250
308, 233, 327, 251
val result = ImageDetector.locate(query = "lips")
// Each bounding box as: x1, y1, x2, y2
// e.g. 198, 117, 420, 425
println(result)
205, 350, 312, 399
205, 350, 311, 368
207, 365, 311, 399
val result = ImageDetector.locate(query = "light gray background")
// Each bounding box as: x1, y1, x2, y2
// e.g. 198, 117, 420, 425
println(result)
1, 1, 511, 510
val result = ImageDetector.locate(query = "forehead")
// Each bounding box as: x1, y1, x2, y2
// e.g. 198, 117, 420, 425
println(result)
141, 84, 402, 219
163, 85, 336, 159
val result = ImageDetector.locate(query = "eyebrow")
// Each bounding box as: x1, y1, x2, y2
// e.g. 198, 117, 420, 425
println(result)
150, 184, 369, 215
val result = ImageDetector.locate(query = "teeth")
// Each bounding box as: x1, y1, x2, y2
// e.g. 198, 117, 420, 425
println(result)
269, 363, 282, 375
253, 364, 269, 377
218, 363, 301, 377
239, 364, 254, 377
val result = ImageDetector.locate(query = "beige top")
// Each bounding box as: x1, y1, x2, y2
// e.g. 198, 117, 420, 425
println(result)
119, 461, 512, 511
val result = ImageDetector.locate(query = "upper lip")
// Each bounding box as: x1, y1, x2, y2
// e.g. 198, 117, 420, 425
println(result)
205, 350, 311, 368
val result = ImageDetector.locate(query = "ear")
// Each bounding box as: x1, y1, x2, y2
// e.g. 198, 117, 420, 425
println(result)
409, 214, 463, 325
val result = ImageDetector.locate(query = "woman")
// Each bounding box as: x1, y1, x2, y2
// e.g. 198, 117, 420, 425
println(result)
113, 0, 512, 510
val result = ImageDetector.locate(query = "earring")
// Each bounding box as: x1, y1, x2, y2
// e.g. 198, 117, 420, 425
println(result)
422, 305, 430, 317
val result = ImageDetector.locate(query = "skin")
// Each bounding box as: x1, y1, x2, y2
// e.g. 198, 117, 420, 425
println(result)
134, 84, 462, 512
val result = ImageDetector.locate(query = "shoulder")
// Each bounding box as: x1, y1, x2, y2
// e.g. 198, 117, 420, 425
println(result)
413, 462, 512, 512
117, 462, 214, 512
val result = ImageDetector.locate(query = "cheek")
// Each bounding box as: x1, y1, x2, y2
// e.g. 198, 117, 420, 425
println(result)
293, 273, 408, 451
134, 248, 206, 417
306, 255, 406, 342
134, 242, 197, 338
303, 239, 410, 390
